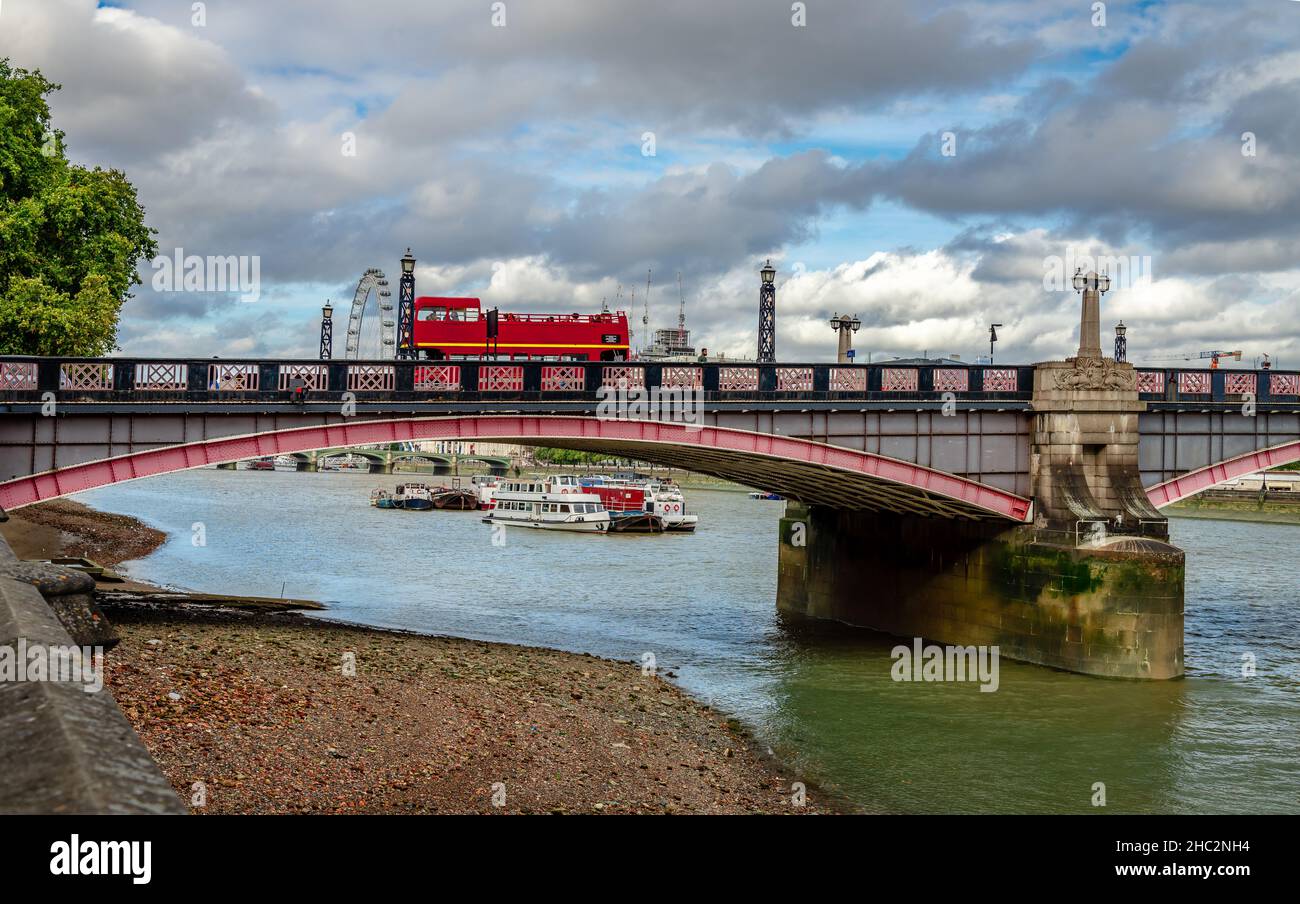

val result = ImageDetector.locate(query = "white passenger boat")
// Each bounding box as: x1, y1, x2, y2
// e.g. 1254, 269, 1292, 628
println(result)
483, 475, 611, 532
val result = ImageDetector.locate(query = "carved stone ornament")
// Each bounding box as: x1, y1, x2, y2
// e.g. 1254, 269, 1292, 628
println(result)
1053, 357, 1136, 391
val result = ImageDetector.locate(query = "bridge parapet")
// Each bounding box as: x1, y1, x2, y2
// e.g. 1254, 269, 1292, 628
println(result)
0, 357, 1040, 404
2, 357, 1295, 408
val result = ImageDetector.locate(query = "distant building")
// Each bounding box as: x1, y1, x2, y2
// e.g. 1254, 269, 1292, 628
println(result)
638, 327, 696, 361
882, 356, 970, 367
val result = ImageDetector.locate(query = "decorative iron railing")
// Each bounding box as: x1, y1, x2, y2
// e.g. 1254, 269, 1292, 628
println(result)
0, 358, 1295, 405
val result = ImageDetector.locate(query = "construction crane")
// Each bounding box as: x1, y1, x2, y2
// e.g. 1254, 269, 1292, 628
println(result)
642, 269, 651, 332
1147, 349, 1243, 369
676, 272, 687, 344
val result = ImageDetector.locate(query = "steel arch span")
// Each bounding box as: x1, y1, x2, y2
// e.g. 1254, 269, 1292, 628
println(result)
0, 416, 1032, 522
1146, 438, 1300, 508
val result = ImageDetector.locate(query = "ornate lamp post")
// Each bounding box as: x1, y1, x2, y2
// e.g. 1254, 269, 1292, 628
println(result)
397, 248, 416, 359
1071, 267, 1110, 359
319, 301, 333, 360
758, 259, 777, 363
1113, 320, 1127, 363
829, 312, 861, 363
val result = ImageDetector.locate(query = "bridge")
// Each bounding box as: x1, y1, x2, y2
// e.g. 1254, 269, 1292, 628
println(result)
0, 357, 1295, 514
227, 445, 513, 475
1, 349, 1298, 684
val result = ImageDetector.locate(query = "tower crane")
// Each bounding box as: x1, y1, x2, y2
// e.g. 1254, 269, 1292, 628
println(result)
1147, 349, 1243, 369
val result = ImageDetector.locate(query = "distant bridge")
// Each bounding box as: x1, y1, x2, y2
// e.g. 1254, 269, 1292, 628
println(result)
269, 445, 512, 474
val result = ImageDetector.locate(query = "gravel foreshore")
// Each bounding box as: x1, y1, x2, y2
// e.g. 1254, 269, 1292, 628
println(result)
7, 497, 832, 815
104, 606, 827, 814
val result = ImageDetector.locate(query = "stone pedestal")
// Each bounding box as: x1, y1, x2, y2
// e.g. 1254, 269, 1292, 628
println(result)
1031, 358, 1167, 539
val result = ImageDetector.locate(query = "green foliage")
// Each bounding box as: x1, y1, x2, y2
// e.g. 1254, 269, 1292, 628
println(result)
533, 448, 609, 465
0, 60, 157, 356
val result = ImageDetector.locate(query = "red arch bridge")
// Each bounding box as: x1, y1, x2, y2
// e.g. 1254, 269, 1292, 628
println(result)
2, 355, 1298, 684
0, 357, 1296, 517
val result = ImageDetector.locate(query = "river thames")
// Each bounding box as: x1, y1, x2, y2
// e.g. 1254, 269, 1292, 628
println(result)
77, 469, 1300, 814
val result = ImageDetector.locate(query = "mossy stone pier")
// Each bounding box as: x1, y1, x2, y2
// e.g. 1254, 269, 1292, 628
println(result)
778, 504, 1185, 679
777, 290, 1189, 679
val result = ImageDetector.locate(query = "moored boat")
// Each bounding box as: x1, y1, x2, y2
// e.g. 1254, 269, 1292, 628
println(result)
472, 475, 501, 509
395, 483, 434, 511
483, 475, 610, 532
432, 487, 478, 510
578, 475, 700, 532
607, 511, 665, 533
369, 488, 398, 509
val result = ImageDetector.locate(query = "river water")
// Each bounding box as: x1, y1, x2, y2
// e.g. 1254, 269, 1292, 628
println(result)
76, 469, 1300, 814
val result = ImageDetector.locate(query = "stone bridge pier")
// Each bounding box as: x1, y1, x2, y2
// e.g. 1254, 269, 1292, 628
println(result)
779, 281, 1186, 679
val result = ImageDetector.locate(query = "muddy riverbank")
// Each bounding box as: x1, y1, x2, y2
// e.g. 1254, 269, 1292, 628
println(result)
5, 497, 833, 814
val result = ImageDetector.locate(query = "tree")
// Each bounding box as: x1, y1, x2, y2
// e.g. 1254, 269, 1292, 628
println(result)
0, 60, 157, 356
533, 448, 607, 465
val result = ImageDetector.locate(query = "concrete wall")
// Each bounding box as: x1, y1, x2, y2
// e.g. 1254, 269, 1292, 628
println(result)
0, 535, 183, 813
778, 503, 1185, 679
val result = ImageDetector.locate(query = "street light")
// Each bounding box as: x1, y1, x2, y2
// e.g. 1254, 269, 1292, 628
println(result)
1072, 268, 1112, 294
319, 301, 333, 360
829, 312, 861, 364
988, 323, 1003, 363
1072, 267, 1109, 359
758, 259, 776, 362
397, 248, 416, 359
1113, 320, 1127, 363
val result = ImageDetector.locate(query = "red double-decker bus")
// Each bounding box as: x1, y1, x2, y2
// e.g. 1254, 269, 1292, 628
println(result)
412, 296, 630, 361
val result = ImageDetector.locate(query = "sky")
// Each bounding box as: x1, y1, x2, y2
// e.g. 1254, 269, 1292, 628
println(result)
1, 0, 1299, 366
